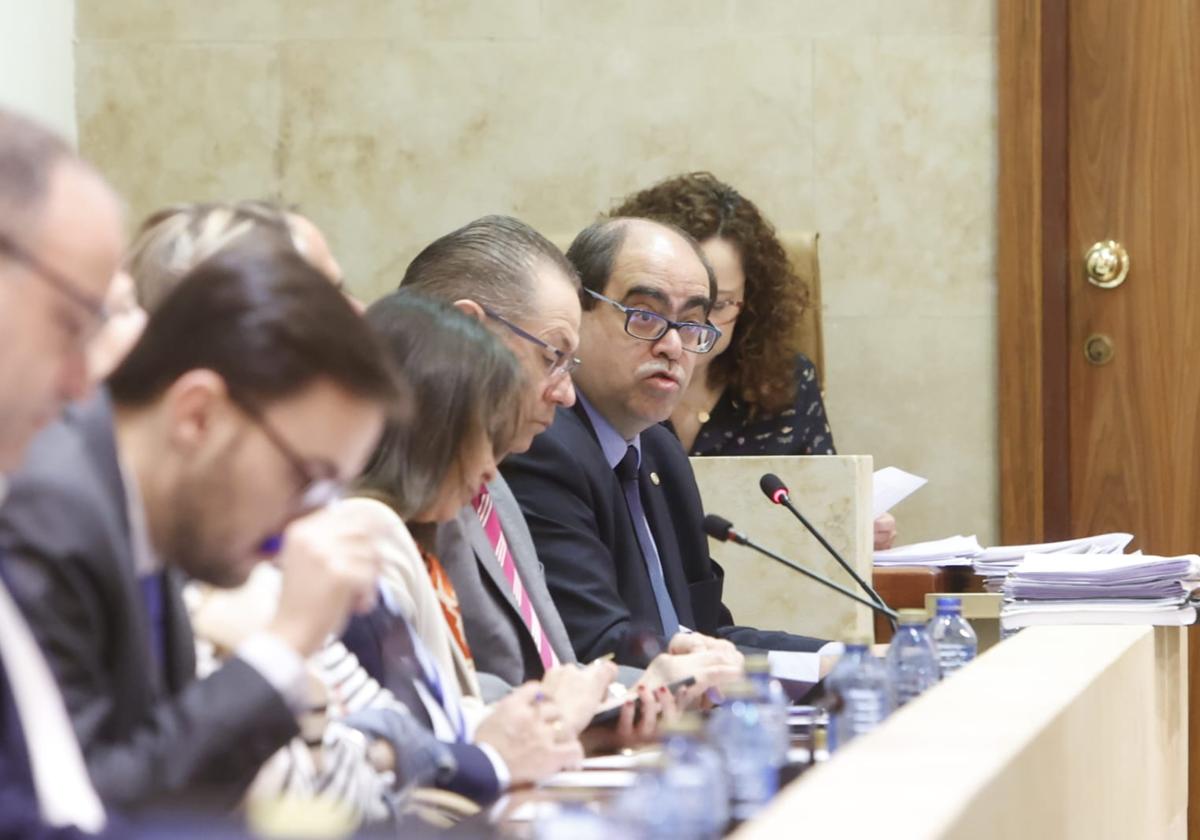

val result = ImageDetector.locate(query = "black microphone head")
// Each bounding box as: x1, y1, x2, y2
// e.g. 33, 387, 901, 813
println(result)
759, 473, 790, 505
703, 514, 734, 542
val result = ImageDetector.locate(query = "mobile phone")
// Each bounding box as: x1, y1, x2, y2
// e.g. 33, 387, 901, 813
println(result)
588, 676, 697, 727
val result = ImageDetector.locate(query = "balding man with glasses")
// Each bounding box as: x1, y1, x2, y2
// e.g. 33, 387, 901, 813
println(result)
502, 218, 829, 670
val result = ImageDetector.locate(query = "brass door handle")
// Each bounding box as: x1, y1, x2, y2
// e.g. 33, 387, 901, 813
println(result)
1085, 240, 1129, 289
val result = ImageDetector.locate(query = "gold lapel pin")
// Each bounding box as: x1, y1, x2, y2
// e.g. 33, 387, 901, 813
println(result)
650, 472, 661, 486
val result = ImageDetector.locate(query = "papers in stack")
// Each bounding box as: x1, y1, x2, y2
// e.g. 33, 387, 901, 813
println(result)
1000, 551, 1200, 629
973, 533, 1132, 591
873, 534, 982, 567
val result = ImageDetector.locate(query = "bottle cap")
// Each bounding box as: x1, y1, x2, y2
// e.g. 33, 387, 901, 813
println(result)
897, 608, 928, 625
721, 679, 758, 701
661, 712, 704, 737
936, 596, 962, 611
744, 653, 771, 674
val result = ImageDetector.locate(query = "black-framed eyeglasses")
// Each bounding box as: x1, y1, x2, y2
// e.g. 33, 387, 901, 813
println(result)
583, 288, 722, 354
0, 230, 108, 340
482, 306, 582, 379
229, 393, 344, 512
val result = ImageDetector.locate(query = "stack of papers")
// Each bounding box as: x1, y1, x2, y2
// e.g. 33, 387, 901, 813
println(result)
973, 533, 1132, 591
873, 534, 983, 567
1000, 552, 1200, 629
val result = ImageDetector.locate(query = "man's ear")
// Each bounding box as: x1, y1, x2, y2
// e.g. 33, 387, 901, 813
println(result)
160, 369, 233, 452
452, 298, 487, 323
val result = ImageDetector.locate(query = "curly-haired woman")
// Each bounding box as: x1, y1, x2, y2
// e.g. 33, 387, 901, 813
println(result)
612, 172, 896, 549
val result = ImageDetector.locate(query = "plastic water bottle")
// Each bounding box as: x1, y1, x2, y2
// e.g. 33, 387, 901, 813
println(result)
708, 680, 778, 822
824, 636, 891, 752
743, 653, 790, 766
610, 760, 673, 839
658, 715, 729, 839
928, 596, 977, 678
610, 715, 728, 840
886, 609, 940, 707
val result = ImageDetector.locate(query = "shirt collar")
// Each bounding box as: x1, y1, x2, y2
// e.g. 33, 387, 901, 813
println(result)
116, 446, 161, 577
577, 392, 642, 471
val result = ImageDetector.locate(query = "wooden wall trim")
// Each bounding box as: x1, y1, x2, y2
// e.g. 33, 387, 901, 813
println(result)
998, 0, 1070, 543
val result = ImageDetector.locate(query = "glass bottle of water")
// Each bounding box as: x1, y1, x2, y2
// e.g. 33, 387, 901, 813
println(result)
886, 609, 940, 707
743, 653, 789, 767
824, 636, 891, 752
927, 596, 977, 678
708, 680, 778, 822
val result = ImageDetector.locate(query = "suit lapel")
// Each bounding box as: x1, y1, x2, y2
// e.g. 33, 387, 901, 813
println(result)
490, 480, 576, 665
73, 394, 164, 698
462, 506, 523, 618
571, 402, 695, 632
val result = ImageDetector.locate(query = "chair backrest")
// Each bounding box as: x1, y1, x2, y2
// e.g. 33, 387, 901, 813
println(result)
780, 231, 825, 387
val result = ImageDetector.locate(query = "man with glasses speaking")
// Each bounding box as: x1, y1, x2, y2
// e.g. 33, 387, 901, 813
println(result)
502, 218, 830, 668
0, 240, 399, 813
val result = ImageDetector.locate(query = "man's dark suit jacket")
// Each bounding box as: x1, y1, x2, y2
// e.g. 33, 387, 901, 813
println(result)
0, 393, 297, 811
501, 403, 825, 666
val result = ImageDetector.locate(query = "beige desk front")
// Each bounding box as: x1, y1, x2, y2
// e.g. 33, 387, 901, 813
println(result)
735, 625, 1188, 840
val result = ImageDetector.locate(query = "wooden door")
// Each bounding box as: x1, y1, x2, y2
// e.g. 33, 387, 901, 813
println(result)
1067, 0, 1200, 554
1000, 0, 1200, 554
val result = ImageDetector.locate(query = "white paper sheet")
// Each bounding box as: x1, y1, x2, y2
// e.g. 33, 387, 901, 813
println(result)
872, 466, 928, 518
538, 770, 638, 789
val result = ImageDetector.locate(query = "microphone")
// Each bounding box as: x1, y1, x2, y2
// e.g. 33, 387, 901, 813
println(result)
703, 514, 898, 621
759, 473, 891, 612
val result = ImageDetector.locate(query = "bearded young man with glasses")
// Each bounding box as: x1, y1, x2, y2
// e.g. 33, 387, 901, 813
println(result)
0, 239, 401, 814
503, 218, 833, 671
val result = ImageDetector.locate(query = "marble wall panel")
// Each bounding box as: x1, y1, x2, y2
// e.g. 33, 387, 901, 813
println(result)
76, 0, 999, 547
76, 42, 282, 221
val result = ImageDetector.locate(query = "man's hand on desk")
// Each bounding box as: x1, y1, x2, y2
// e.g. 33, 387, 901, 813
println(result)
667, 631, 738, 658
476, 683, 584, 786
642, 648, 744, 708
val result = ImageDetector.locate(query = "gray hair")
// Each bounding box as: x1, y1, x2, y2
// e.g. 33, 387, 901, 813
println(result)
0, 108, 76, 241
399, 215, 578, 321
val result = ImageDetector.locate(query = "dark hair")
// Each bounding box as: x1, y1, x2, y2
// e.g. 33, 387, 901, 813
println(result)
108, 240, 399, 410
400, 215, 579, 320
567, 217, 717, 312
611, 172, 808, 413
0, 108, 76, 240
357, 291, 523, 520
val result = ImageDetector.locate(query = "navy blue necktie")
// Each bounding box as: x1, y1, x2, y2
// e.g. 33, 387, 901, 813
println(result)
615, 445, 680, 637
139, 572, 166, 675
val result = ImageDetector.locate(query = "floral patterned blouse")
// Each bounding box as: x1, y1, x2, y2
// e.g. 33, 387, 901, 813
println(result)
671, 354, 836, 457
